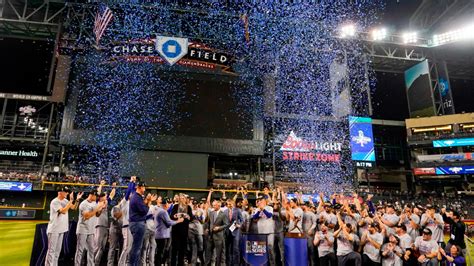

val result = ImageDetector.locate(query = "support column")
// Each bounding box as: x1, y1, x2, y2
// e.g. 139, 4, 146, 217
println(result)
40, 103, 55, 176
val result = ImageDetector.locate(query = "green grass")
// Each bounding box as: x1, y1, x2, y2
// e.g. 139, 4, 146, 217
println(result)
466, 237, 474, 266
444, 235, 474, 265
0, 220, 46, 266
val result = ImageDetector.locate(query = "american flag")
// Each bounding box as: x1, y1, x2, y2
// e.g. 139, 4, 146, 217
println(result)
94, 4, 113, 46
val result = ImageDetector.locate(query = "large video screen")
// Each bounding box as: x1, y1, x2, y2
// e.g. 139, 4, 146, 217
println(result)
349, 116, 375, 162
71, 66, 255, 140
404, 60, 436, 118
0, 38, 53, 95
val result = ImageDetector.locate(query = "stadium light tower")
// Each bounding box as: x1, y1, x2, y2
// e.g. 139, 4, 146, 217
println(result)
371, 28, 387, 41
402, 32, 418, 44
432, 23, 474, 46
340, 24, 356, 38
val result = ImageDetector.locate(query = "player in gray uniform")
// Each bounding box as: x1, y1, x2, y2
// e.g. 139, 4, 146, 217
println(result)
118, 176, 136, 266
313, 222, 336, 266
380, 205, 400, 237
94, 181, 116, 266
75, 190, 106, 266
360, 222, 384, 266
107, 204, 123, 266
141, 203, 158, 266
399, 206, 420, 241
302, 203, 317, 266
420, 205, 444, 248
45, 187, 82, 266
334, 214, 361, 266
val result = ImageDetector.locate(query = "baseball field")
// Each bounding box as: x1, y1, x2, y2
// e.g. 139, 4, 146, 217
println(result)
0, 220, 45, 266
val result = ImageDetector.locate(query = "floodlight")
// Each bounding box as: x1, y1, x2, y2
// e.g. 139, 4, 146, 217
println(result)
371, 28, 387, 41
432, 23, 474, 46
402, 32, 417, 44
340, 24, 356, 38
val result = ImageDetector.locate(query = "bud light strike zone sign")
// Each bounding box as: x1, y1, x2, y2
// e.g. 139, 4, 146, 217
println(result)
279, 131, 342, 162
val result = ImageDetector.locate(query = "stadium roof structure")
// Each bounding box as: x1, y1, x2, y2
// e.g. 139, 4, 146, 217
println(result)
0, 0, 473, 80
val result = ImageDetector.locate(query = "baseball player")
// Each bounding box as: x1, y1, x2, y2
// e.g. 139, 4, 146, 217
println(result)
45, 186, 82, 266
75, 190, 106, 266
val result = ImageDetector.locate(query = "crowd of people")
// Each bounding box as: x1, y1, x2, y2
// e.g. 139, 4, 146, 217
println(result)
45, 176, 470, 266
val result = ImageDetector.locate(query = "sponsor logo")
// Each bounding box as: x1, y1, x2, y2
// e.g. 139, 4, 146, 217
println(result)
413, 168, 436, 175
280, 131, 342, 162
155, 36, 188, 65
448, 167, 463, 174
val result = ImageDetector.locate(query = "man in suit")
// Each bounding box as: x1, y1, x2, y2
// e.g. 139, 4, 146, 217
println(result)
225, 199, 244, 265
206, 200, 229, 266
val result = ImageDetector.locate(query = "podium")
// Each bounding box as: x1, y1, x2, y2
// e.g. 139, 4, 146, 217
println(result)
284, 232, 308, 266
240, 233, 268, 265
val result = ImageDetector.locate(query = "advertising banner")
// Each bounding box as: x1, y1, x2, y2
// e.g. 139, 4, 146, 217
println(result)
0, 181, 33, 192
417, 153, 472, 162
433, 138, 474, 148
279, 131, 342, 163
0, 148, 40, 159
437, 61, 455, 114
413, 168, 436, 176
0, 209, 35, 219
110, 37, 235, 74
435, 166, 474, 175
404, 60, 436, 117
349, 116, 375, 162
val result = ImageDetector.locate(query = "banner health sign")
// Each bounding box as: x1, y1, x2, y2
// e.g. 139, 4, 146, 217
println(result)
0, 181, 33, 192
433, 138, 474, 148
349, 116, 375, 162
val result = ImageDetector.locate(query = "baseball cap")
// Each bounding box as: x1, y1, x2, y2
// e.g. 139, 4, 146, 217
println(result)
137, 181, 146, 187
58, 186, 71, 193
369, 222, 379, 228
89, 190, 99, 197
396, 224, 407, 232
390, 234, 400, 243
422, 228, 432, 235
